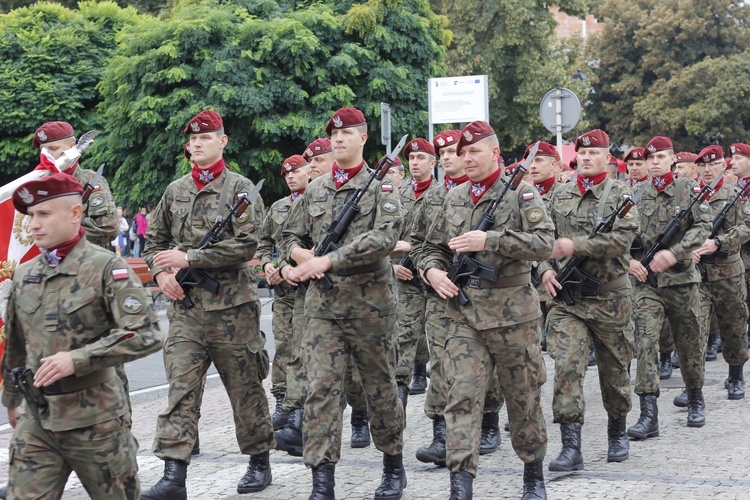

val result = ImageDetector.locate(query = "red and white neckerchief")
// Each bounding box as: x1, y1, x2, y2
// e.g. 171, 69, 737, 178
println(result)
534, 176, 555, 195
40, 227, 86, 268
738, 177, 750, 190
700, 177, 724, 201
445, 174, 469, 192
630, 175, 648, 187
470, 168, 502, 204
192, 159, 225, 191
290, 188, 305, 202
411, 177, 432, 199
332, 160, 364, 189
34, 149, 77, 176
652, 171, 673, 193
576, 171, 607, 195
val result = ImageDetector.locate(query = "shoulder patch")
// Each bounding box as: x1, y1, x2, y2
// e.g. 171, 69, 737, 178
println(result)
522, 192, 535, 201
112, 269, 129, 281
121, 294, 144, 314
693, 186, 701, 193
381, 183, 394, 192
382, 201, 398, 213
699, 203, 710, 212
90, 196, 104, 207
237, 211, 250, 223
743, 206, 750, 215
525, 207, 546, 223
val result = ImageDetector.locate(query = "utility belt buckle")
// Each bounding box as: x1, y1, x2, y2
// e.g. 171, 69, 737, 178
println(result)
468, 276, 481, 289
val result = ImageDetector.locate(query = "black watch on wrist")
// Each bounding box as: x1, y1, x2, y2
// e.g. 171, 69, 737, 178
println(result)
715, 237, 722, 250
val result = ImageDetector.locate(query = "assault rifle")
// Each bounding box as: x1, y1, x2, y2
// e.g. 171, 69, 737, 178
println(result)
447, 141, 540, 306
304, 134, 409, 290
175, 179, 264, 308
554, 181, 647, 305
400, 253, 426, 291
641, 173, 722, 287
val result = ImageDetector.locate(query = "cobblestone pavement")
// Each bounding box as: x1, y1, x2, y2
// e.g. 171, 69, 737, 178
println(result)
0, 351, 748, 499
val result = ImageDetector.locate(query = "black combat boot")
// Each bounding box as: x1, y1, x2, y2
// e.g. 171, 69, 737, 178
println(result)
522, 459, 547, 500
140, 458, 188, 500
191, 432, 200, 456
409, 364, 428, 395
548, 422, 583, 471
275, 408, 303, 456
271, 393, 290, 431
607, 415, 629, 462
706, 333, 719, 361
350, 409, 371, 448
727, 364, 745, 400
588, 339, 597, 367
504, 420, 510, 432
374, 453, 407, 499
309, 462, 335, 500
416, 417, 446, 466
449, 471, 473, 500
397, 384, 409, 425
479, 411, 500, 455
673, 388, 688, 407
671, 351, 680, 368
626, 395, 659, 439
237, 451, 272, 493
686, 388, 706, 427
659, 352, 672, 380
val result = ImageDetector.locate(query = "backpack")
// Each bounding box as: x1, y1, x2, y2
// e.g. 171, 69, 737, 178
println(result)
129, 219, 138, 241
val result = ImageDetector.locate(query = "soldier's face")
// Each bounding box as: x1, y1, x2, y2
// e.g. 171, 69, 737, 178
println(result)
627, 160, 647, 180
698, 159, 724, 184
40, 138, 76, 160
331, 128, 367, 167
408, 152, 435, 181
674, 162, 697, 179
308, 153, 334, 179
649, 150, 674, 177
575, 147, 609, 177
731, 155, 750, 179
439, 145, 463, 178
285, 166, 310, 191
27, 196, 83, 249
189, 131, 227, 168
460, 137, 500, 182
529, 156, 556, 183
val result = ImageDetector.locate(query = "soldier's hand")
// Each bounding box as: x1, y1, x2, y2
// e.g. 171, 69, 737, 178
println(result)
264, 264, 283, 285
694, 239, 719, 256
394, 240, 412, 253
291, 247, 315, 265
551, 238, 575, 259
393, 264, 413, 281
650, 249, 678, 273
154, 248, 189, 269
156, 272, 186, 301
288, 256, 332, 282
449, 231, 487, 253
692, 251, 701, 265
541, 270, 562, 299
426, 268, 459, 299
35, 351, 74, 387
628, 259, 648, 283
279, 265, 298, 287
7, 406, 24, 428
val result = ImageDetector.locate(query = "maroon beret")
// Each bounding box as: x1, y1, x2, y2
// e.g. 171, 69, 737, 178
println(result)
433, 130, 459, 152
569, 156, 578, 169
456, 121, 496, 155
643, 136, 673, 159
527, 141, 559, 160
33, 121, 75, 148
325, 107, 366, 136
184, 141, 192, 160
574, 129, 609, 151
406, 138, 436, 158
391, 156, 403, 167
624, 147, 645, 162
696, 145, 724, 164
607, 155, 619, 166
280, 155, 309, 176
504, 163, 517, 176
13, 172, 83, 215
730, 143, 750, 158
303, 138, 332, 161
184, 110, 223, 135
674, 152, 698, 164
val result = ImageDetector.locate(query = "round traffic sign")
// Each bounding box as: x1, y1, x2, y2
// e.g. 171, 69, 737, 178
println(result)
539, 87, 581, 134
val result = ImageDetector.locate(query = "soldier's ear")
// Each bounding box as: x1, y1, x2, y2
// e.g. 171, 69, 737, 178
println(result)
70, 203, 83, 224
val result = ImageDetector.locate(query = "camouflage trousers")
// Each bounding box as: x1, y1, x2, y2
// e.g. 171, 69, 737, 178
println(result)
546, 295, 634, 424
633, 283, 704, 395
153, 299, 275, 462
699, 276, 749, 366
424, 293, 504, 421
415, 333, 429, 366
444, 318, 547, 476
271, 288, 297, 396
9, 413, 138, 499
395, 282, 427, 386
302, 315, 404, 468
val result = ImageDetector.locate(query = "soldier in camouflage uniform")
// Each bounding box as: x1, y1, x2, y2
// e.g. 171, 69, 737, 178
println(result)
627, 136, 711, 440
2, 173, 163, 499
693, 145, 750, 400
731, 144, 750, 351
257, 155, 310, 431
141, 110, 274, 499
421, 121, 553, 499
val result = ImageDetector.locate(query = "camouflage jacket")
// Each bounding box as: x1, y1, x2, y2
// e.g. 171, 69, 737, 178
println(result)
732, 181, 750, 274
699, 184, 750, 282
394, 177, 438, 289
72, 165, 118, 248
1, 238, 162, 431
537, 178, 638, 299
421, 178, 554, 330
630, 178, 711, 287
257, 195, 295, 299
143, 169, 265, 311
281, 166, 403, 319
409, 182, 446, 271
532, 181, 559, 302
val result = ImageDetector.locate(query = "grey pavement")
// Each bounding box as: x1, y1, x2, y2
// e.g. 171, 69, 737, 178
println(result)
1, 332, 749, 497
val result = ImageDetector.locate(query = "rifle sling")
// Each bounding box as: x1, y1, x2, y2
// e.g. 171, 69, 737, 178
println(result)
596, 178, 615, 224
41, 367, 117, 395
467, 273, 531, 290
336, 258, 390, 277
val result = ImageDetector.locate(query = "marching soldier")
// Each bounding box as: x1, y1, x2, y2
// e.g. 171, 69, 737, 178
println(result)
421, 121, 552, 499
674, 152, 699, 180
625, 147, 648, 187
2, 173, 163, 498
732, 143, 750, 350
141, 110, 274, 498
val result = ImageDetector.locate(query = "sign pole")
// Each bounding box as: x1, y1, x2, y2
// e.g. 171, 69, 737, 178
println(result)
555, 87, 564, 165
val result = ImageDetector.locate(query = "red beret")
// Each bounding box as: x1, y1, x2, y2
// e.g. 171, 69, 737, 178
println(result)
569, 156, 578, 169
184, 110, 224, 135
13, 172, 83, 215
696, 145, 724, 164
303, 138, 332, 161
391, 156, 403, 167
643, 136, 673, 159
184, 141, 192, 160
325, 107, 366, 136
406, 138, 436, 158
280, 155, 309, 176
607, 155, 618, 166
730, 143, 750, 158
527, 141, 559, 160
33, 121, 75, 148
675, 152, 698, 164
574, 129, 609, 151
433, 130, 459, 152
624, 147, 645, 162
504, 163, 517, 176
456, 121, 496, 155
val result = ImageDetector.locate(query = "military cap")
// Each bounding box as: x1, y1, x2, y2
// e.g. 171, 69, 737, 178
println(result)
33, 121, 75, 148
624, 147, 645, 162
303, 138, 332, 161
527, 141, 559, 160
731, 143, 750, 158
643, 136, 673, 159
696, 145, 724, 164
433, 130, 459, 152
456, 121, 496, 155
184, 110, 223, 135
325, 107, 367, 136
13, 172, 83, 214
674, 152, 698, 163
281, 155, 309, 176
575, 129, 609, 151
406, 138, 436, 158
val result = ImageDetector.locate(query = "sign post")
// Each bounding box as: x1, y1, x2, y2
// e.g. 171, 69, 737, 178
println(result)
539, 87, 581, 165
381, 102, 392, 156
